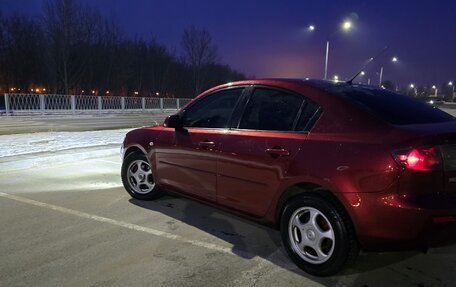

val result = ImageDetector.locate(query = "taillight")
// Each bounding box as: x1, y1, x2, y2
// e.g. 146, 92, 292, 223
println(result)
393, 146, 442, 171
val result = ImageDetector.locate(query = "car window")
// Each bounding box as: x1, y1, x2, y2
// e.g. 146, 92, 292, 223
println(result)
239, 88, 303, 131
338, 87, 454, 125
295, 101, 320, 131
182, 88, 243, 128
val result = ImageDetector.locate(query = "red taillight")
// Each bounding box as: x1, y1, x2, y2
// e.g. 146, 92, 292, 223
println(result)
393, 146, 442, 171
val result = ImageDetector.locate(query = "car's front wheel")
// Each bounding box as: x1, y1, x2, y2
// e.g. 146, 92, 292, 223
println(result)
280, 194, 359, 276
121, 151, 163, 200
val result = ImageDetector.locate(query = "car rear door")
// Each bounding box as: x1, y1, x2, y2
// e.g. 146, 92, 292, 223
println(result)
216, 86, 321, 216
154, 87, 245, 201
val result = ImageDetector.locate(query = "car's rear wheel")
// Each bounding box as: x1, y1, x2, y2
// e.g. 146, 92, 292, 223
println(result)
280, 194, 359, 276
121, 152, 163, 200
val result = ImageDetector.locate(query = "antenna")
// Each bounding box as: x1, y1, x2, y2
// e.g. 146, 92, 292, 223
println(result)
346, 46, 388, 85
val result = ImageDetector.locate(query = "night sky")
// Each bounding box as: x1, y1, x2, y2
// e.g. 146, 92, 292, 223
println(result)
1, 0, 455, 87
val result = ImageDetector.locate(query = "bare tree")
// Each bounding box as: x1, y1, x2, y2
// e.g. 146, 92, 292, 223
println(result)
43, 0, 102, 94
0, 2, 245, 98
1, 15, 46, 91
181, 26, 218, 95
0, 11, 6, 92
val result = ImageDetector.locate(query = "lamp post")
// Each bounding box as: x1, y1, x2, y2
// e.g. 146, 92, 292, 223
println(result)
323, 20, 352, 80
432, 85, 438, 97
449, 81, 454, 101
378, 57, 398, 86
306, 20, 353, 80
409, 83, 417, 96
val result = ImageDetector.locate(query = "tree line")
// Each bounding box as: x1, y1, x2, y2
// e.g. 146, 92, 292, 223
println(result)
0, 0, 245, 98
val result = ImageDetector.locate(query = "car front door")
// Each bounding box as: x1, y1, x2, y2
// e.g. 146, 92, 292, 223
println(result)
216, 87, 321, 216
154, 87, 245, 201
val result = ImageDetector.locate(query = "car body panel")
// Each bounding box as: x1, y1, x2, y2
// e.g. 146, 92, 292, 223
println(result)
154, 127, 227, 201
216, 129, 307, 216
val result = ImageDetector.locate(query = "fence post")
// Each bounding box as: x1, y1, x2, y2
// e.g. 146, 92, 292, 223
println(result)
4, 94, 10, 115
71, 95, 76, 114
176, 98, 180, 110
40, 94, 45, 114
141, 97, 145, 110
121, 97, 125, 110
98, 96, 102, 112
159, 98, 163, 111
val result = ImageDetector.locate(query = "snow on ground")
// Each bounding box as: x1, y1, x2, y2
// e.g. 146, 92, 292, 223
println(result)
0, 128, 130, 158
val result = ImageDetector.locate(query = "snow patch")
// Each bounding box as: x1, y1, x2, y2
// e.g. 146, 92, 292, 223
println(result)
0, 129, 130, 158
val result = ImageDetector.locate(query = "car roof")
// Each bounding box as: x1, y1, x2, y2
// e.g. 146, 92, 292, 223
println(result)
203, 78, 379, 96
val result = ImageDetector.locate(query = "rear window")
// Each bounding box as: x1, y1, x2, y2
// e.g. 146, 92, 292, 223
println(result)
338, 87, 454, 125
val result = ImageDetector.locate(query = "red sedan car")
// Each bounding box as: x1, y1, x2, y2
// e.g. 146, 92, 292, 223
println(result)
121, 79, 456, 276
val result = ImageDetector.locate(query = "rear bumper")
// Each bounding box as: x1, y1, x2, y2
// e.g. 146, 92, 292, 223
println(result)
338, 191, 456, 251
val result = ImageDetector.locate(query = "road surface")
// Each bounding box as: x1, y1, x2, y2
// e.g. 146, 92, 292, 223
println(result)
0, 130, 455, 287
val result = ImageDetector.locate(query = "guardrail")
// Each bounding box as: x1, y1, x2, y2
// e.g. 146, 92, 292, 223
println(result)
1, 94, 192, 115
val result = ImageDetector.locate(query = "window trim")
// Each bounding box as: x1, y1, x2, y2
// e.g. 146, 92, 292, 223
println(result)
179, 86, 248, 130
231, 85, 322, 134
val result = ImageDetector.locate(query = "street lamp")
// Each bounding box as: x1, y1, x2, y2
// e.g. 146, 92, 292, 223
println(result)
409, 84, 417, 96
379, 57, 398, 86
449, 81, 455, 101
432, 85, 438, 97
333, 75, 339, 82
308, 25, 315, 31
324, 20, 353, 80
342, 21, 352, 31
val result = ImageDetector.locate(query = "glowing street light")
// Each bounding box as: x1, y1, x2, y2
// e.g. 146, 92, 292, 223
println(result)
333, 75, 339, 82
449, 81, 455, 101
432, 85, 438, 97
360, 71, 365, 76
409, 84, 417, 96
308, 25, 315, 31
379, 56, 399, 86
324, 20, 353, 80
342, 21, 352, 31
134, 91, 139, 95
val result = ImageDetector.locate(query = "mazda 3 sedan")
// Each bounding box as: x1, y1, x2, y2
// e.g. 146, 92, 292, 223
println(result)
121, 79, 456, 276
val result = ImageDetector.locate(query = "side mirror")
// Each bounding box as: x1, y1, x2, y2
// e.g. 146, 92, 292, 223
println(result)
164, 114, 183, 129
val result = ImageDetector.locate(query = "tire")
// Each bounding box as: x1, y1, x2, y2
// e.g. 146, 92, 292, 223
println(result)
280, 194, 359, 276
121, 151, 163, 200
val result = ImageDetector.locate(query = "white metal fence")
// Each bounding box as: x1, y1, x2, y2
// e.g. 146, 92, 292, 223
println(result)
1, 94, 192, 115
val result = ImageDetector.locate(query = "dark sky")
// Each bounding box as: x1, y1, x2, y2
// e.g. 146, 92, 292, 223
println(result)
1, 0, 455, 87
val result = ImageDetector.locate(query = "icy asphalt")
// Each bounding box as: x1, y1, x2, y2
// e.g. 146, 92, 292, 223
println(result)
1, 110, 456, 286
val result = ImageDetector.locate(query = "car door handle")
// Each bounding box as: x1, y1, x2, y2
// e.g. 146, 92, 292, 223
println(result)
199, 141, 216, 148
265, 148, 290, 157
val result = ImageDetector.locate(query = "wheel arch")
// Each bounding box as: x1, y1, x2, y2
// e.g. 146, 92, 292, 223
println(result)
123, 145, 147, 159
274, 182, 355, 232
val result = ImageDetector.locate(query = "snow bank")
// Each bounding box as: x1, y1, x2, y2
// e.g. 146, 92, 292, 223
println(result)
0, 129, 130, 158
